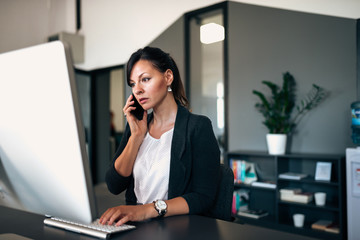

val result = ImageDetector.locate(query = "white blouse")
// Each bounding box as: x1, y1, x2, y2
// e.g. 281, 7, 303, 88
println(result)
133, 128, 174, 204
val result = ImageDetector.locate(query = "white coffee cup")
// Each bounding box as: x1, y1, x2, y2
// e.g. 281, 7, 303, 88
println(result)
314, 192, 326, 206
293, 214, 305, 228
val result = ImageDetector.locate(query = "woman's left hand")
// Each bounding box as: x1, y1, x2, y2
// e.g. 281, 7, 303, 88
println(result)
99, 204, 156, 226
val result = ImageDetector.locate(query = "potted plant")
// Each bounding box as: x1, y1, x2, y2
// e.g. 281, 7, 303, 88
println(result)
253, 72, 326, 155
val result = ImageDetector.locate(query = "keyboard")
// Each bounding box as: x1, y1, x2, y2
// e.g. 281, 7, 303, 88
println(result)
44, 217, 136, 239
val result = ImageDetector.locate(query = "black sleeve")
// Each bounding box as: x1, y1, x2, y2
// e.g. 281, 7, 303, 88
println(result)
105, 123, 132, 195
182, 116, 220, 214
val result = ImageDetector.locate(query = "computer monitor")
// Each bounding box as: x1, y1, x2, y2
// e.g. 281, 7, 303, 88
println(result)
0, 41, 97, 223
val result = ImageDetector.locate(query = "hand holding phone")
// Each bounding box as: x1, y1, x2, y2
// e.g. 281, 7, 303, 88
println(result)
130, 94, 144, 120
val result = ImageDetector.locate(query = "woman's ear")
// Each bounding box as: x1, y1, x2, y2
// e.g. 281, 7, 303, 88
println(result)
164, 69, 174, 87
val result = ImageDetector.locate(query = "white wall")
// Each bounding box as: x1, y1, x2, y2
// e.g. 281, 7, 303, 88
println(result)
0, 0, 76, 53
1, 0, 359, 70
76, 0, 360, 70
76, 0, 223, 70
232, 0, 360, 19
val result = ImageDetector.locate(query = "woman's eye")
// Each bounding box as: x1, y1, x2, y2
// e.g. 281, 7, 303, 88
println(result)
142, 77, 150, 82
129, 83, 135, 88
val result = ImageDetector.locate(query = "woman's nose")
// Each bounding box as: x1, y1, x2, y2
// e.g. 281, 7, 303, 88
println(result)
133, 84, 143, 95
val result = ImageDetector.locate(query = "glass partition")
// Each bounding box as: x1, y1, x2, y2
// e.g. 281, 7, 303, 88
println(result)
188, 8, 226, 157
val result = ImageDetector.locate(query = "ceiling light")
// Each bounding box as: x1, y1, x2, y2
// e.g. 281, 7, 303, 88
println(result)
200, 23, 225, 44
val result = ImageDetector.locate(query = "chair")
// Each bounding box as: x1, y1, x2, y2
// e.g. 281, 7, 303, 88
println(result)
205, 164, 234, 221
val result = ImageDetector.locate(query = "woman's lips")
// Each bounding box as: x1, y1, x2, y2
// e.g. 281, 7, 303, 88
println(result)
139, 98, 148, 104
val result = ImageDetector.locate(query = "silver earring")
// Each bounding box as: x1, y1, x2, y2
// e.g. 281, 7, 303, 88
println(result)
168, 86, 172, 92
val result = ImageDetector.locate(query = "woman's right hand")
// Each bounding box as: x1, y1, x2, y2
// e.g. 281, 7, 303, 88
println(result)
123, 94, 148, 141
112, 94, 147, 177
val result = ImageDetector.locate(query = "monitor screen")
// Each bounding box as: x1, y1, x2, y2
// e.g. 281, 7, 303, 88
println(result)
0, 41, 97, 223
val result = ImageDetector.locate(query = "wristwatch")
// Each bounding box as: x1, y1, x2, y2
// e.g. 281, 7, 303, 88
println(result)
153, 200, 167, 217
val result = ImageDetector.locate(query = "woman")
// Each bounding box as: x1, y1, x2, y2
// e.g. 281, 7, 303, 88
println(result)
100, 47, 220, 226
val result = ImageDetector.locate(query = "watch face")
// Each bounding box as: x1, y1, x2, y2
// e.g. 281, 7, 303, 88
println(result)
156, 200, 167, 210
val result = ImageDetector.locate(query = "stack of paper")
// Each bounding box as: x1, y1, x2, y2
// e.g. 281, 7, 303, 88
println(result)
280, 188, 302, 196
251, 181, 276, 189
278, 172, 308, 180
237, 209, 269, 219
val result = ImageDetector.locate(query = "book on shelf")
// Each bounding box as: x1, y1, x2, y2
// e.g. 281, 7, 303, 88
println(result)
281, 192, 313, 204
324, 223, 340, 234
279, 188, 313, 204
311, 220, 332, 230
232, 189, 249, 214
251, 181, 276, 189
311, 220, 339, 234
237, 209, 269, 219
229, 159, 257, 184
278, 172, 308, 180
279, 188, 302, 195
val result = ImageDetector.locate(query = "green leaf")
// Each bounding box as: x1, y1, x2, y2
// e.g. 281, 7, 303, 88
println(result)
252, 72, 327, 134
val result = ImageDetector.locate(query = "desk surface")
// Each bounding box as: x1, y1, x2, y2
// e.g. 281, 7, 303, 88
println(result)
0, 206, 318, 240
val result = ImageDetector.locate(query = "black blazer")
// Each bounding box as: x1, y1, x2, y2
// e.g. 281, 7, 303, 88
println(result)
105, 103, 220, 215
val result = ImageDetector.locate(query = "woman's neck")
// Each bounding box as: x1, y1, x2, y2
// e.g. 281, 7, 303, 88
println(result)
149, 96, 177, 138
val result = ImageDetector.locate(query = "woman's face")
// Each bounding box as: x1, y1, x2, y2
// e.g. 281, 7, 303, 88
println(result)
129, 59, 172, 110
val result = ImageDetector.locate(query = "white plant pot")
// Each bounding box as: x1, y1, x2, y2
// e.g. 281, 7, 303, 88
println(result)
266, 133, 287, 155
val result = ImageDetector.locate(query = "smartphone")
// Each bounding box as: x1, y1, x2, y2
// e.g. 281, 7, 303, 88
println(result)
130, 94, 144, 120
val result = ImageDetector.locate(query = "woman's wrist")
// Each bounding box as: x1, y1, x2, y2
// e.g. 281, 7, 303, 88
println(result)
128, 134, 145, 147
144, 203, 159, 219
